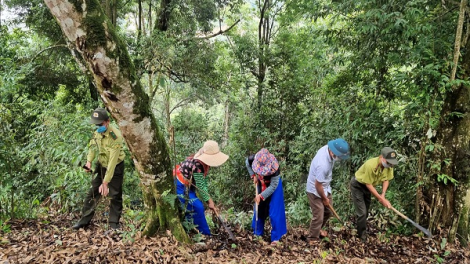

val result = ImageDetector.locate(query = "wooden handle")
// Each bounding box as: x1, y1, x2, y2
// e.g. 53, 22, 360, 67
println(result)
390, 206, 408, 220
254, 182, 259, 221
327, 204, 342, 222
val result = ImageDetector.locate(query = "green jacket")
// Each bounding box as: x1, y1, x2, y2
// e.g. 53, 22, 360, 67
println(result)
86, 124, 125, 183
355, 157, 393, 186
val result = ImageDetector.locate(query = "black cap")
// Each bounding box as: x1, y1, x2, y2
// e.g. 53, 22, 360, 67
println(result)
90, 108, 109, 124
381, 147, 398, 165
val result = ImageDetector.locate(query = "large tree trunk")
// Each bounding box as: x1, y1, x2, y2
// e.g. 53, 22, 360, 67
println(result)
44, 0, 189, 242
426, 83, 470, 244
424, 6, 470, 244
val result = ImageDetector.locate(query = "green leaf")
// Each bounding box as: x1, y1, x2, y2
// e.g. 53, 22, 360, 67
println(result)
440, 238, 447, 250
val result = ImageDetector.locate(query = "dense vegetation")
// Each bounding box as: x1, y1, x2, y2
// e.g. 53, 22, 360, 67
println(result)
1, 0, 469, 247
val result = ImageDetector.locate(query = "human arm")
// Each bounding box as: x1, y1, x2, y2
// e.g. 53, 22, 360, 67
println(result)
102, 146, 121, 183
98, 146, 120, 197
85, 137, 97, 171
315, 180, 330, 207
381, 180, 389, 198
259, 176, 280, 201
365, 183, 391, 208
193, 172, 211, 203
207, 198, 216, 212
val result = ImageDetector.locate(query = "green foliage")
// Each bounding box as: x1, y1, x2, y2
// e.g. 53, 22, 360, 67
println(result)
285, 196, 311, 227
4, 0, 467, 242
0, 218, 11, 233
162, 189, 177, 210
225, 207, 252, 232
121, 208, 145, 243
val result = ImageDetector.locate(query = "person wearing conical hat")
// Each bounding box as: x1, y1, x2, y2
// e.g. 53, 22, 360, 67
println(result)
351, 147, 399, 241
306, 138, 350, 244
174, 140, 229, 235
246, 148, 287, 246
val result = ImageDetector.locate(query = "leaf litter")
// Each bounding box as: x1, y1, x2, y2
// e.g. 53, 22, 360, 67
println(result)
1, 213, 469, 263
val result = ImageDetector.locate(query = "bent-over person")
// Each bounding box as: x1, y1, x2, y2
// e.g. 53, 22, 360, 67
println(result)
306, 138, 350, 244
174, 140, 228, 235
350, 147, 398, 241
246, 148, 287, 246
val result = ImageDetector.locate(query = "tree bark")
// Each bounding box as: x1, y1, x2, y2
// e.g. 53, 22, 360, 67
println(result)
450, 0, 467, 82
221, 100, 230, 148
44, 0, 189, 242
101, 0, 116, 25
425, 6, 470, 243
427, 77, 470, 244
156, 0, 172, 31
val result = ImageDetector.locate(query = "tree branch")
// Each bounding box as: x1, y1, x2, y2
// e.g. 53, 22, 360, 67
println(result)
169, 97, 193, 114
450, 0, 467, 82
195, 19, 241, 40
31, 44, 69, 61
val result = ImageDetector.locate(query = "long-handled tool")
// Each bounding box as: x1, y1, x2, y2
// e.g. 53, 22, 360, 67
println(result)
327, 203, 342, 222
183, 180, 236, 240
213, 208, 236, 241
254, 182, 259, 236
390, 206, 432, 238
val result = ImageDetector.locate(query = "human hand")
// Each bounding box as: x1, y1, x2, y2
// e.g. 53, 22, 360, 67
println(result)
83, 161, 92, 172
99, 182, 109, 196
253, 175, 258, 185
322, 197, 330, 207
208, 199, 216, 211
380, 198, 391, 208
254, 194, 262, 204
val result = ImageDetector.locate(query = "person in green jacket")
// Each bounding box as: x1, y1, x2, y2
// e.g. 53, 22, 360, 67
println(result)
73, 108, 126, 230
350, 147, 398, 241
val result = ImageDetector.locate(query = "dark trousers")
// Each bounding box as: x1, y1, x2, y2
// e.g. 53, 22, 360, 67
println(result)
307, 192, 332, 238
77, 162, 124, 226
350, 177, 371, 238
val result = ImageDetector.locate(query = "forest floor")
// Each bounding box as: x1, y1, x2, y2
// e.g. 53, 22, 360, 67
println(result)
1, 212, 469, 264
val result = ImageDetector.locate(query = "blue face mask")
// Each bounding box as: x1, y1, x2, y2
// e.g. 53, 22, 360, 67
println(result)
382, 160, 391, 168
96, 125, 107, 133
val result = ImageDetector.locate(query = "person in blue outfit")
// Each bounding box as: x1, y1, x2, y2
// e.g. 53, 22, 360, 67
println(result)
174, 140, 229, 235
306, 138, 350, 245
246, 148, 287, 245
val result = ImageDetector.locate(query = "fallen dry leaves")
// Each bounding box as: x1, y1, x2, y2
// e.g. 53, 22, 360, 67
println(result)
1, 214, 469, 263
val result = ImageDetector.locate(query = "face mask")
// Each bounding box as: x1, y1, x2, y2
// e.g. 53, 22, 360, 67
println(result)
382, 160, 391, 168
96, 125, 107, 133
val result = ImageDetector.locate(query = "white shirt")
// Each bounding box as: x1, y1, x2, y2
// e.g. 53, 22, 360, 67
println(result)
306, 145, 336, 197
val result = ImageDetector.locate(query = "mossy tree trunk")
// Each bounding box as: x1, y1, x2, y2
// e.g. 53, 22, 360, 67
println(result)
44, 0, 189, 242
425, 81, 470, 244
424, 13, 470, 244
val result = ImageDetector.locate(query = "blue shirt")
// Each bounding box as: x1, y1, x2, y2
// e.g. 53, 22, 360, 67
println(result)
306, 145, 336, 197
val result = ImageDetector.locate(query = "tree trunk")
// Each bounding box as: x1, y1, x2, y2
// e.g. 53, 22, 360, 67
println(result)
256, 0, 269, 110
101, 0, 116, 26
427, 79, 470, 244
425, 11, 470, 243
221, 100, 230, 148
156, 0, 172, 31
44, 0, 189, 242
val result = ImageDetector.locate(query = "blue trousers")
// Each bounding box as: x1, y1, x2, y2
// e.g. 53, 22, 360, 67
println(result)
176, 179, 211, 235
252, 178, 287, 242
